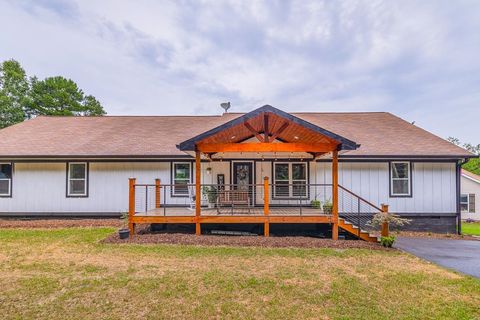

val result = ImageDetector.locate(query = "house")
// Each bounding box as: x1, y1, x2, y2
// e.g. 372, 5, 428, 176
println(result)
0, 105, 475, 240
461, 169, 479, 221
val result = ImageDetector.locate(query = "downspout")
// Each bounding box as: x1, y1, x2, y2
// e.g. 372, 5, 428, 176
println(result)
456, 158, 470, 235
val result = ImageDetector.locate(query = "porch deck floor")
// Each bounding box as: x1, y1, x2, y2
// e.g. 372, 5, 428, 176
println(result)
135, 207, 330, 217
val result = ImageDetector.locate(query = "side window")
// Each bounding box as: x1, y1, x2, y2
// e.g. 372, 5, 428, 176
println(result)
0, 163, 12, 197
390, 162, 411, 197
67, 162, 88, 197
172, 162, 191, 196
460, 194, 469, 212
468, 194, 475, 213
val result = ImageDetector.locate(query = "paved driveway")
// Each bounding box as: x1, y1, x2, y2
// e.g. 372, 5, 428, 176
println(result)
395, 237, 480, 278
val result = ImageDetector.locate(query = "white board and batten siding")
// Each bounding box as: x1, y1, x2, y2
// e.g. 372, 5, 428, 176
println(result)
0, 161, 456, 215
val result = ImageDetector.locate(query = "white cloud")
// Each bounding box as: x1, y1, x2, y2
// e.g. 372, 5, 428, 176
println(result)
0, 0, 479, 142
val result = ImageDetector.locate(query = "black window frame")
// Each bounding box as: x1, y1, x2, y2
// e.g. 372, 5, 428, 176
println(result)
389, 161, 412, 198
66, 162, 89, 198
0, 162, 13, 198
272, 161, 309, 199
171, 161, 192, 197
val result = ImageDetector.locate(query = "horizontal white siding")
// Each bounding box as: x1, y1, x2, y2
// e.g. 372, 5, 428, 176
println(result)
0, 160, 457, 214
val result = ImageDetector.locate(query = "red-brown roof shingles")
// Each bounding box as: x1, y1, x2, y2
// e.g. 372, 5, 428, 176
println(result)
0, 112, 473, 158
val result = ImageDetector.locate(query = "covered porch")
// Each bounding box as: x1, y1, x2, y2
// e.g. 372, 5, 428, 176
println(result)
128, 106, 383, 241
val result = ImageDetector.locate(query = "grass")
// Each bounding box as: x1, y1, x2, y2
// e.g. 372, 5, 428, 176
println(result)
0, 228, 479, 319
463, 222, 480, 236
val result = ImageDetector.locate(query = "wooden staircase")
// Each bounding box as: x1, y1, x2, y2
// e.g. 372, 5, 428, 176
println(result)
338, 218, 379, 242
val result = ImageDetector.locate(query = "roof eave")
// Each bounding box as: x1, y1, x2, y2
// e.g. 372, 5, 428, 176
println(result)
177, 105, 358, 151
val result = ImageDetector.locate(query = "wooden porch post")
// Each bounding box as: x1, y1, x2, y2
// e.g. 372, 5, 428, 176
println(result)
264, 176, 270, 237
128, 178, 136, 238
332, 150, 339, 240
155, 178, 161, 209
381, 204, 389, 237
195, 150, 201, 235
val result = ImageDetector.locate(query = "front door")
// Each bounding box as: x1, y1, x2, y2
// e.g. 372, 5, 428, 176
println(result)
232, 162, 254, 204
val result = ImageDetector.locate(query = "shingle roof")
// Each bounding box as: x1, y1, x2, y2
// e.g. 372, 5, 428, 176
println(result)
462, 169, 480, 183
0, 110, 473, 158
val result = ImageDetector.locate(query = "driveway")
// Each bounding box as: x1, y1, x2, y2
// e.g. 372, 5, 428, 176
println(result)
395, 237, 480, 278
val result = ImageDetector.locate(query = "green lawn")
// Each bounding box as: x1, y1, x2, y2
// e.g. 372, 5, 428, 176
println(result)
463, 222, 480, 236
0, 228, 479, 319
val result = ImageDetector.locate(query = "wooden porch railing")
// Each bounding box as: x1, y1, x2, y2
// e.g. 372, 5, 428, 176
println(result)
127, 178, 389, 240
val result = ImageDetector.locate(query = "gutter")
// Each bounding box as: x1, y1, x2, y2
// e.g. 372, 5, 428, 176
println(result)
456, 158, 471, 235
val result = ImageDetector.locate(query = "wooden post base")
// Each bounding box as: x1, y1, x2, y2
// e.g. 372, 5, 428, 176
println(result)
196, 222, 201, 235
129, 222, 135, 238
332, 223, 339, 240
264, 222, 270, 237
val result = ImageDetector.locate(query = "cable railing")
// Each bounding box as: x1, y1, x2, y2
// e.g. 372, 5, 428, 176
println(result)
338, 185, 383, 234
132, 181, 383, 231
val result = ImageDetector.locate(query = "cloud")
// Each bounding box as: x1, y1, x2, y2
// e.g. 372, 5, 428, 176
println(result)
0, 0, 479, 142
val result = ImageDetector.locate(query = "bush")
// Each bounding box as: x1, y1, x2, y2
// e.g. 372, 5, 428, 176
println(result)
380, 236, 396, 248
310, 200, 321, 209
322, 200, 333, 214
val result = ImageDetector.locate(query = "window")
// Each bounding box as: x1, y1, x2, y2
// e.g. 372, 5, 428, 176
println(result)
273, 162, 307, 198
67, 163, 88, 197
0, 163, 12, 197
390, 162, 411, 197
461, 194, 476, 213
172, 162, 191, 196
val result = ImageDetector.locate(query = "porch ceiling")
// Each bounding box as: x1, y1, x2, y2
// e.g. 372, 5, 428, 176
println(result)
177, 105, 358, 153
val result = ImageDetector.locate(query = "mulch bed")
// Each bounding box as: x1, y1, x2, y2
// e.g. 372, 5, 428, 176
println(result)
103, 231, 388, 250
390, 231, 479, 241
0, 218, 122, 229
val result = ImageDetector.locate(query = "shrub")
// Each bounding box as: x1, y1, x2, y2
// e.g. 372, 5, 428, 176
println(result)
310, 200, 321, 209
369, 212, 411, 229
322, 200, 333, 214
380, 236, 396, 248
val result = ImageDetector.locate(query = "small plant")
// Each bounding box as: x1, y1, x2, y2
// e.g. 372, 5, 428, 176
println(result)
322, 199, 333, 214
118, 212, 130, 239
120, 212, 129, 227
310, 199, 321, 209
202, 186, 218, 203
369, 212, 411, 229
380, 236, 396, 247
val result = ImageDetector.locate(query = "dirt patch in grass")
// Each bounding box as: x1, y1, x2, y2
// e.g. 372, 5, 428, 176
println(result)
0, 218, 122, 229
103, 231, 387, 250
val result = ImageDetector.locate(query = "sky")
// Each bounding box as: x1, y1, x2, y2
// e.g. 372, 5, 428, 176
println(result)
0, 0, 479, 142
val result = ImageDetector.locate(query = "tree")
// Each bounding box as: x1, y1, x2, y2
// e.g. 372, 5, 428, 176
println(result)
28, 76, 105, 116
0, 60, 29, 128
0, 59, 106, 128
448, 137, 480, 175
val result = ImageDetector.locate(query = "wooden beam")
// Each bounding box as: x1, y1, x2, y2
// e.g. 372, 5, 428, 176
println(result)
264, 176, 269, 237
197, 142, 337, 153
195, 150, 201, 235
269, 121, 289, 142
332, 150, 339, 240
155, 178, 161, 209
264, 113, 269, 142
132, 215, 333, 224
128, 178, 136, 238
244, 122, 264, 142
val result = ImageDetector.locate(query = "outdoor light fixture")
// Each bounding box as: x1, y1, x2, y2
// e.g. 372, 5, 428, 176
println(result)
206, 167, 212, 175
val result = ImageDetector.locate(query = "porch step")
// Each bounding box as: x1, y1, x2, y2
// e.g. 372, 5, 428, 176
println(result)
338, 218, 378, 242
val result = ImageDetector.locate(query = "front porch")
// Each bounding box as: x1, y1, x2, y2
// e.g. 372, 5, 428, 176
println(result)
127, 106, 387, 241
